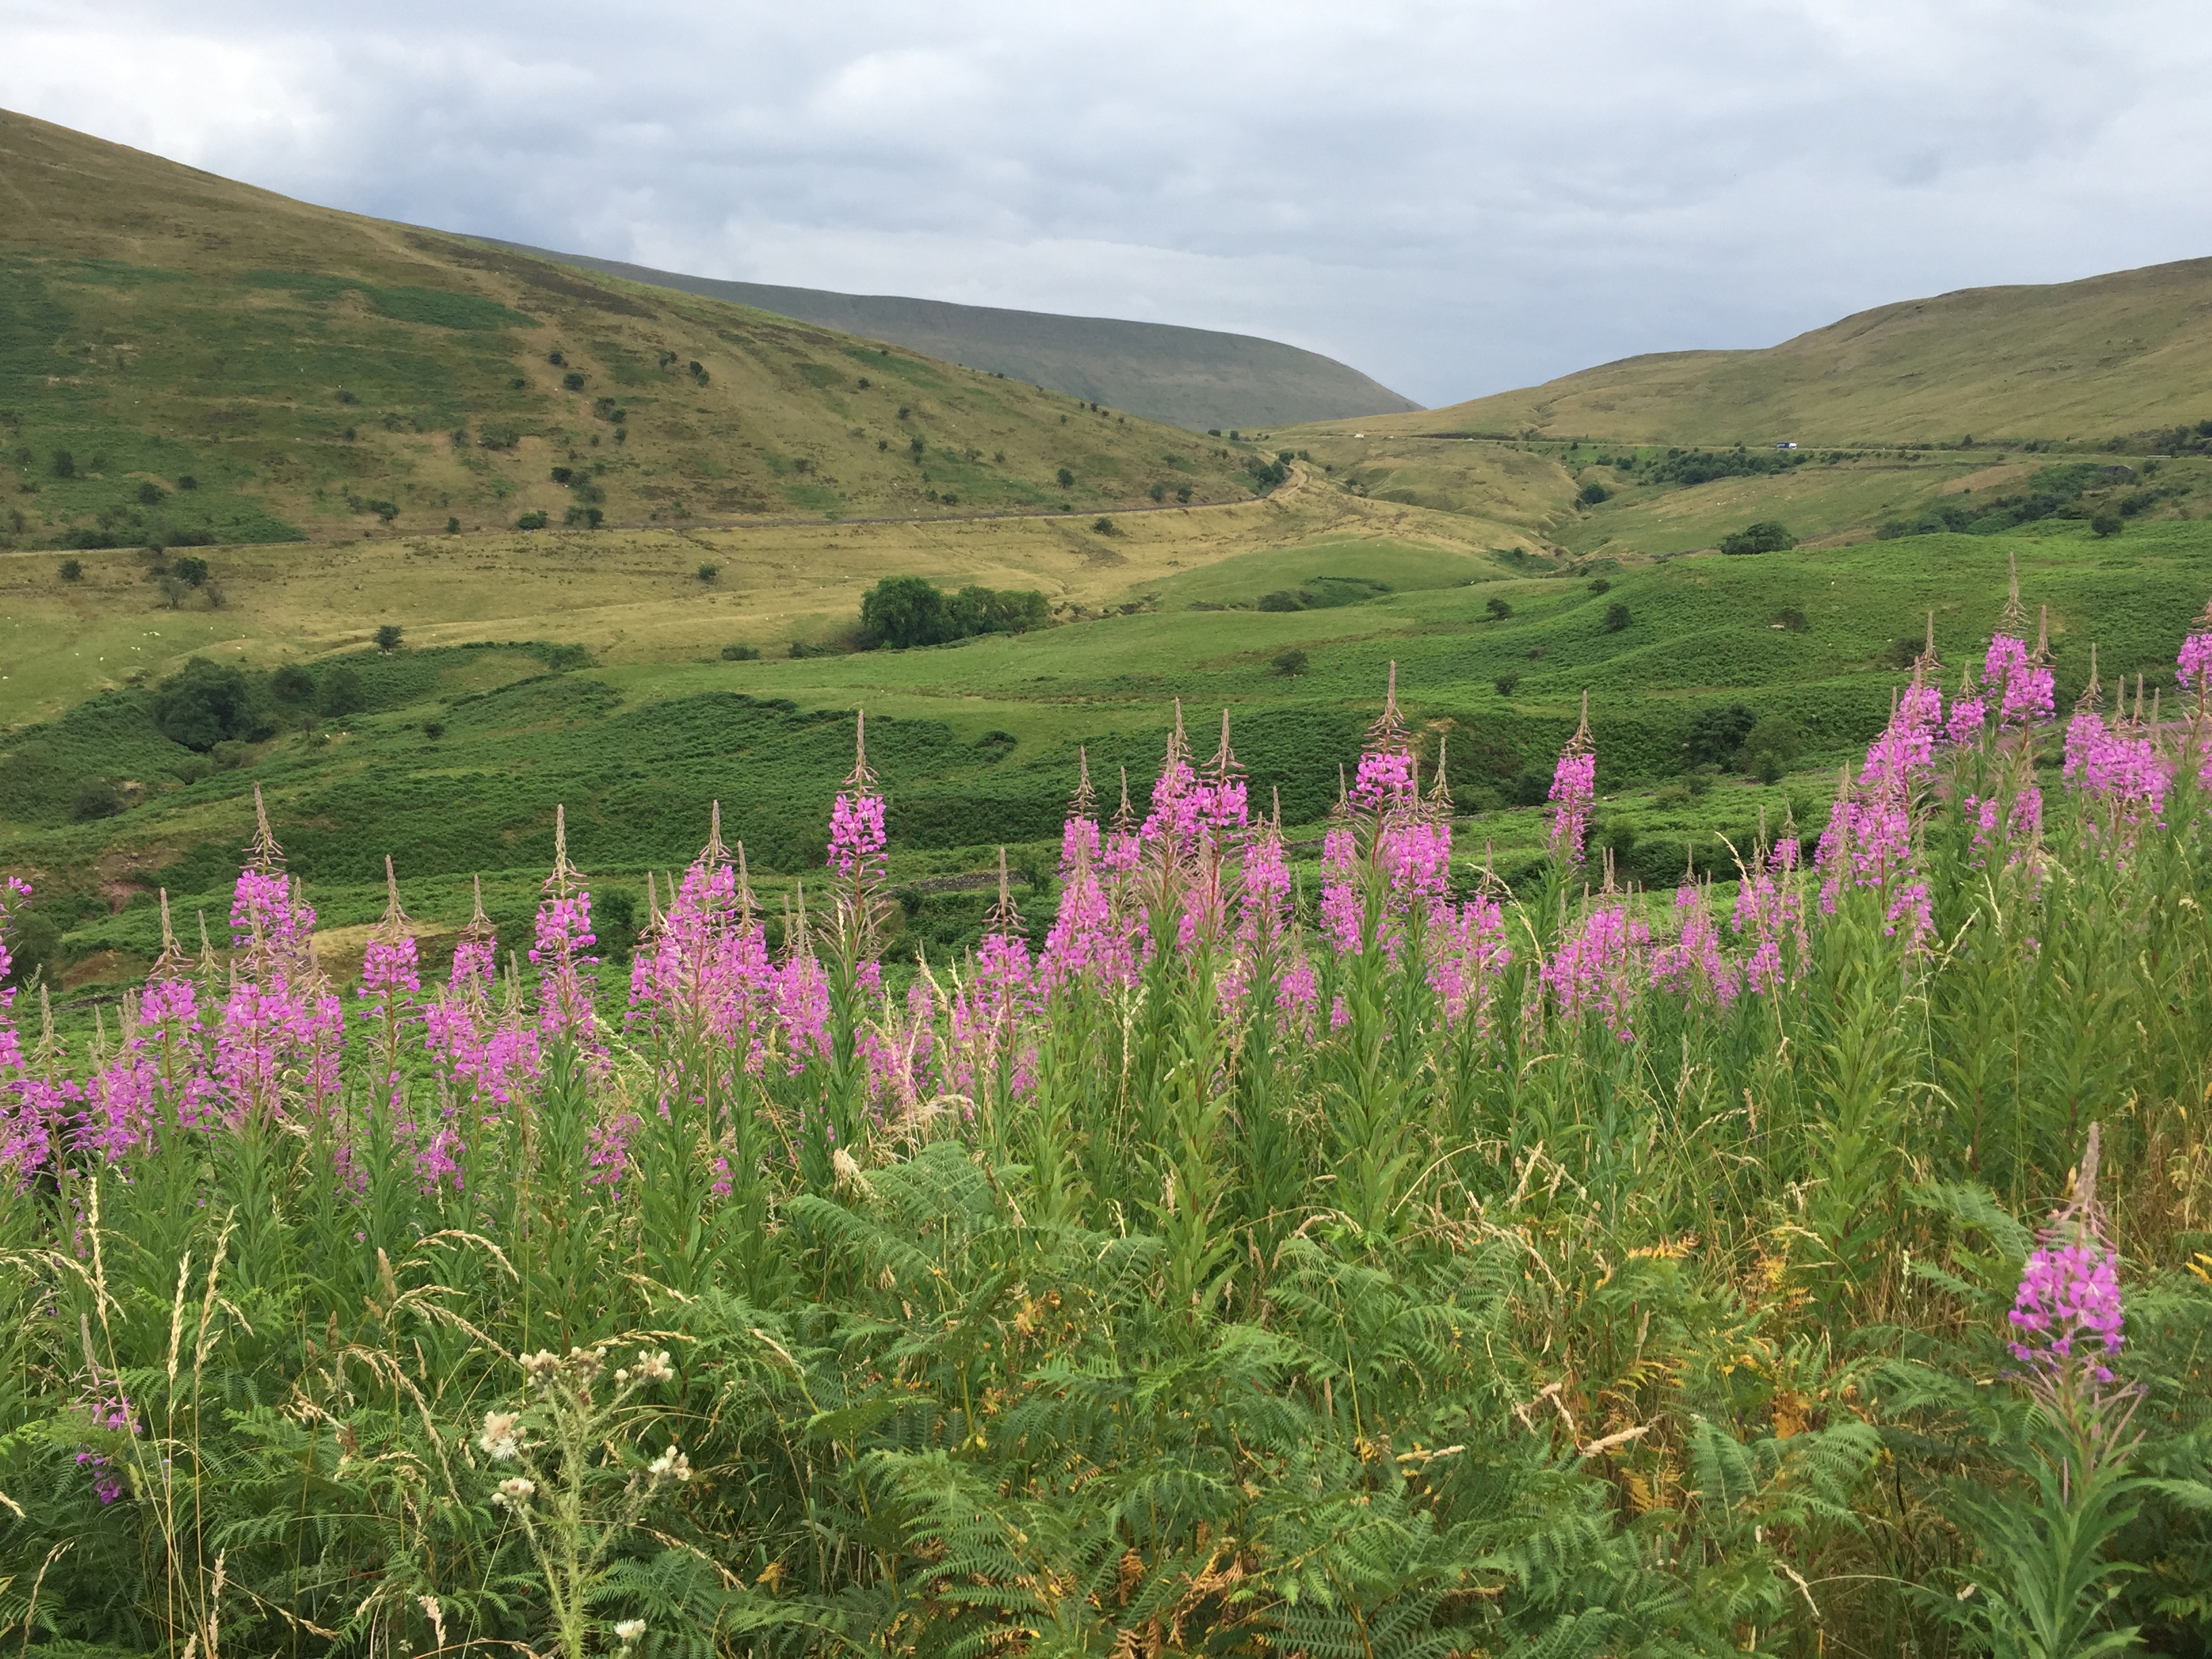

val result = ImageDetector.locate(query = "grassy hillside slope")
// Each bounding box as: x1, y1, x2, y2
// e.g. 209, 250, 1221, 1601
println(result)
1322, 258, 2212, 447
491, 243, 1422, 432
0, 109, 1267, 551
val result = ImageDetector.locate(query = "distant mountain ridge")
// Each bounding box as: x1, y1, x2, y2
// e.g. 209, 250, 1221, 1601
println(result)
1325, 256, 2212, 447
485, 241, 1420, 432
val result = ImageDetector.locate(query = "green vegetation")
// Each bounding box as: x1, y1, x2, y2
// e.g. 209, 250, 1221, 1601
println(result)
4, 652, 2211, 1654
1720, 519, 1797, 556
855, 575, 1052, 650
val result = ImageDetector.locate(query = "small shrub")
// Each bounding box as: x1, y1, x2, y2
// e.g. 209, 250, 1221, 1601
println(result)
1603, 601, 1632, 632
1149, 483, 1166, 502
551, 466, 573, 485
1578, 481, 1611, 506
697, 564, 720, 583
1092, 517, 1115, 535
688, 361, 709, 384
58, 558, 82, 582
1774, 606, 1808, 632
1486, 596, 1513, 620
71, 777, 126, 822
137, 481, 166, 506
51, 450, 75, 478
562, 371, 586, 391
1257, 591, 1302, 613
516, 511, 549, 530
171, 555, 209, 587
177, 474, 197, 491
1271, 649, 1309, 676
720, 644, 760, 661
421, 720, 445, 739
548, 350, 565, 366
1176, 485, 1192, 504
2091, 510, 2123, 538
374, 623, 405, 652
1587, 577, 1612, 594
445, 516, 461, 533
789, 640, 832, 659
1057, 468, 1074, 489
1494, 672, 1521, 697
909, 437, 925, 456
269, 663, 316, 705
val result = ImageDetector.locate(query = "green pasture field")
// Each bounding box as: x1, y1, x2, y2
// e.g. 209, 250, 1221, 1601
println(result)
12, 512, 2212, 1003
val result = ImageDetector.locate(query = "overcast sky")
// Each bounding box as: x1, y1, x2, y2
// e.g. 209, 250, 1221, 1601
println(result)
7, 0, 2211, 406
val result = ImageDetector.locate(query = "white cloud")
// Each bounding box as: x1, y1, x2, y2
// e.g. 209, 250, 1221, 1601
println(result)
5, 0, 2211, 404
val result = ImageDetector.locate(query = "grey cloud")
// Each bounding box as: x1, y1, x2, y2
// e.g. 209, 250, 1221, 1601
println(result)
5, 0, 2211, 404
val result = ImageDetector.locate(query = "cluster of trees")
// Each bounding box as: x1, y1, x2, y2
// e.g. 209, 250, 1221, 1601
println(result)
1642, 446, 1810, 487
1719, 520, 1796, 556
855, 575, 1051, 649
150, 652, 380, 752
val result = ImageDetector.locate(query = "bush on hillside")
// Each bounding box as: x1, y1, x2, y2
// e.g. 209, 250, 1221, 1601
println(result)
1603, 601, 1632, 633
1271, 649, 1309, 677
269, 664, 316, 705
316, 665, 367, 719
1685, 703, 1759, 769
1486, 596, 1513, 620
1719, 520, 1795, 556
58, 559, 81, 582
1577, 481, 1611, 506
1257, 591, 1302, 613
2093, 510, 2123, 538
720, 644, 760, 661
152, 657, 266, 752
375, 625, 405, 651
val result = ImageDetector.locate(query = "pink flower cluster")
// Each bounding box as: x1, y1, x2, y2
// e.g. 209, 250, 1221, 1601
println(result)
2009, 1240, 2124, 1385
1983, 634, 2054, 728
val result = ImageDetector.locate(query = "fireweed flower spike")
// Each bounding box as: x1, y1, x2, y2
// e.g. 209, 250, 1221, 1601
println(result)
1547, 693, 1597, 867
531, 805, 600, 1044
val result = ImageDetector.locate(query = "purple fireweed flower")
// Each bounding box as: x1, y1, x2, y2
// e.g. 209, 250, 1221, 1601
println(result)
1547, 697, 1598, 866
529, 807, 599, 1043
1984, 634, 2055, 728
2177, 604, 2212, 692
1317, 823, 1365, 956
1944, 691, 1988, 747
1542, 899, 1652, 1042
2009, 1241, 2125, 1385
1814, 694, 1938, 942
2008, 1124, 2127, 1392
1427, 895, 1512, 1028
1650, 884, 1741, 1010
1547, 751, 1597, 865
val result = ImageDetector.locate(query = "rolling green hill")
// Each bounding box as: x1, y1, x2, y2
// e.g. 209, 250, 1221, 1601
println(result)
1322, 258, 2212, 447
0, 108, 1267, 552
489, 243, 1422, 432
